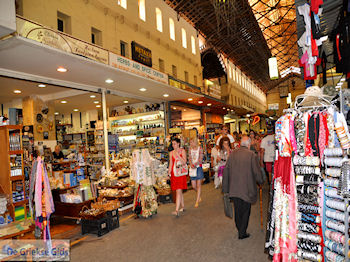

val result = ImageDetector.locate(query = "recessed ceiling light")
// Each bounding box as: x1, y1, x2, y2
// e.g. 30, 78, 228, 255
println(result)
73, 109, 79, 112
173, 107, 177, 110
105, 79, 114, 84
246, 114, 250, 117
96, 105, 101, 108
90, 95, 96, 98
61, 100, 67, 104
163, 94, 169, 97
54, 112, 59, 115
13, 90, 21, 94
227, 108, 230, 111
207, 103, 212, 106
123, 100, 129, 104
38, 84, 46, 88
198, 101, 203, 104
223, 107, 226, 110
139, 88, 147, 92
188, 98, 193, 101
94, 101, 99, 104
57, 66, 67, 73
183, 109, 187, 111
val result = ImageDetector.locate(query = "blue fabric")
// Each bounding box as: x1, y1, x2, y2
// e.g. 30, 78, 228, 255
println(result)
190, 166, 204, 181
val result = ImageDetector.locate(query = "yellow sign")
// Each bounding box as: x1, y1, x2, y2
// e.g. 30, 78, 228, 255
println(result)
17, 17, 109, 64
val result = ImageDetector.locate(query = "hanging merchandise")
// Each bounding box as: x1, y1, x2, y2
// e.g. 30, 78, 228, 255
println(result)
29, 156, 55, 248
131, 149, 158, 218
264, 88, 350, 262
297, 1, 328, 80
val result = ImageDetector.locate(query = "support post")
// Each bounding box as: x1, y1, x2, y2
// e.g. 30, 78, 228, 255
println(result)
101, 89, 110, 171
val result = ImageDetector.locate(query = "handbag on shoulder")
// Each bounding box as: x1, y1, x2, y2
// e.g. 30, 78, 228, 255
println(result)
173, 158, 188, 177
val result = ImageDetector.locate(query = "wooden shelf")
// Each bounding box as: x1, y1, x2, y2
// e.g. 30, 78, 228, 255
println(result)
13, 199, 28, 207
111, 121, 164, 128
0, 125, 23, 130
52, 160, 77, 165
0, 225, 34, 240
10, 175, 24, 181
110, 111, 163, 121
9, 150, 23, 155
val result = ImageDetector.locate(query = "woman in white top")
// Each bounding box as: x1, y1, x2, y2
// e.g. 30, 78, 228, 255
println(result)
189, 138, 204, 208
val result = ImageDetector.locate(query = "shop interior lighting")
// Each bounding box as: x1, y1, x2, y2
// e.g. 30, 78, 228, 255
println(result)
105, 79, 114, 84
173, 107, 177, 110
61, 100, 67, 104
90, 95, 96, 98
227, 108, 230, 111
94, 101, 99, 104
198, 101, 203, 104
38, 84, 46, 88
54, 112, 59, 115
13, 90, 21, 94
268, 57, 279, 80
139, 88, 147, 92
246, 114, 250, 117
183, 109, 187, 111
57, 67, 67, 73
123, 100, 129, 104
207, 103, 212, 106
96, 105, 101, 108
188, 98, 193, 101
73, 109, 79, 112
163, 94, 169, 97
223, 107, 226, 109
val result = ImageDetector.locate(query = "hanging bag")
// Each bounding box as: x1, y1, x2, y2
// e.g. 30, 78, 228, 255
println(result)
223, 193, 233, 219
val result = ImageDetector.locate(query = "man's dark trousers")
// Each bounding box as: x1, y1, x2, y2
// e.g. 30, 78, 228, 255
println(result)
232, 197, 251, 237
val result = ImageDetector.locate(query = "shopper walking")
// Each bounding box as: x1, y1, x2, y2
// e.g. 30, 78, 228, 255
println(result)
260, 128, 275, 183
215, 137, 232, 188
189, 138, 204, 208
223, 136, 264, 239
168, 138, 187, 217
249, 131, 260, 154
216, 125, 235, 148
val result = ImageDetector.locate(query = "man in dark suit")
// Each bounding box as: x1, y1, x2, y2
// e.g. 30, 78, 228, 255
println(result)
223, 135, 264, 239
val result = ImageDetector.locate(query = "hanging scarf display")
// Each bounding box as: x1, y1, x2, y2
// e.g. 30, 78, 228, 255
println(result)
131, 149, 158, 218
29, 157, 54, 248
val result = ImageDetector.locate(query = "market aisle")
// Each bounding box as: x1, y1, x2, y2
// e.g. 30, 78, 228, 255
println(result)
71, 182, 270, 262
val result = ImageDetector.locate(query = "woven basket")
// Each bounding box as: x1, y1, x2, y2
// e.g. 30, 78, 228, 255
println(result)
157, 188, 171, 195
91, 198, 120, 211
79, 206, 105, 220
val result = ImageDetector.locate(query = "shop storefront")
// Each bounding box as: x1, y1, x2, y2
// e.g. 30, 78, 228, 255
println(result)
0, 16, 201, 239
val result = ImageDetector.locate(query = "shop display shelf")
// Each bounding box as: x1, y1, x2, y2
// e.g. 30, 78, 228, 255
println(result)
111, 120, 164, 128
9, 150, 23, 155
110, 111, 163, 121
0, 224, 34, 240
10, 175, 24, 181
13, 199, 28, 207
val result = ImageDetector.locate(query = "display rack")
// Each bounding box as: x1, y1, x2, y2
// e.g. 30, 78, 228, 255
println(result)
110, 111, 166, 152
0, 125, 28, 221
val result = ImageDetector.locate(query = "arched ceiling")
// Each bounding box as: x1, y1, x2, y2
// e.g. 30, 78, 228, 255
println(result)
165, 0, 299, 92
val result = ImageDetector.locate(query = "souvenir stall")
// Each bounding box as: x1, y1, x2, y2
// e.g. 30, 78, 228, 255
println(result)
265, 86, 350, 261
131, 149, 158, 218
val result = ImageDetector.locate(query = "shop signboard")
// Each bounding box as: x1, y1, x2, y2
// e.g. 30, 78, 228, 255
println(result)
169, 127, 182, 134
268, 103, 279, 110
208, 85, 221, 99
109, 53, 168, 84
168, 77, 201, 94
131, 41, 152, 67
16, 17, 109, 64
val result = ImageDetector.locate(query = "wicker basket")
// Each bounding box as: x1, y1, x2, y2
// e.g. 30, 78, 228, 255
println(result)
91, 198, 120, 211
79, 206, 105, 220
157, 188, 171, 196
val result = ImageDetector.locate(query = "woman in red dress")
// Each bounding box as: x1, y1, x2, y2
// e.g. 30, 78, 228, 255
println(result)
168, 138, 187, 217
